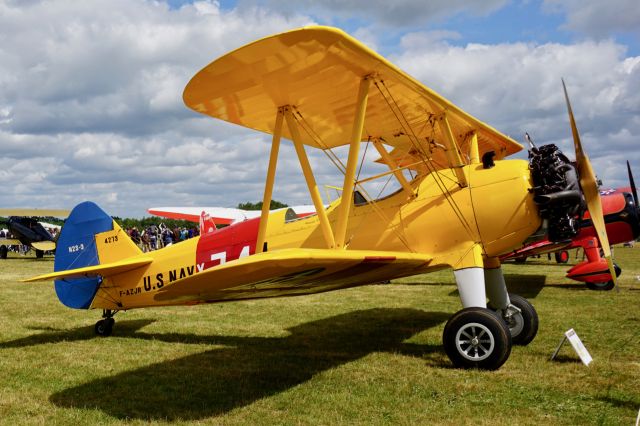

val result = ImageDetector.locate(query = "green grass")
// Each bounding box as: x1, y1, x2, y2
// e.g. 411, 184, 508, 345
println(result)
1, 247, 639, 425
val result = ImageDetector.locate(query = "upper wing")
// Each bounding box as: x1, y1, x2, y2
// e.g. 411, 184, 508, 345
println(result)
184, 26, 521, 169
0, 208, 69, 218
155, 248, 431, 303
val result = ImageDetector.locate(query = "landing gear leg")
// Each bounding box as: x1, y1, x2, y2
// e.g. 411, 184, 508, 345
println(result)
485, 266, 538, 345
443, 267, 512, 370
95, 309, 116, 337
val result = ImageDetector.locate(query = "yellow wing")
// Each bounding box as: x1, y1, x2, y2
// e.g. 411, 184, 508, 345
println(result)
30, 241, 56, 251
155, 248, 431, 303
0, 209, 69, 218
184, 26, 521, 169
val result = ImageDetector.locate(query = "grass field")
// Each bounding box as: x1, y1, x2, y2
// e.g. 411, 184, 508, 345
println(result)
0, 247, 638, 425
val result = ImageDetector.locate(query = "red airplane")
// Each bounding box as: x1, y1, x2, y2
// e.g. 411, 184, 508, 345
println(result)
501, 161, 639, 290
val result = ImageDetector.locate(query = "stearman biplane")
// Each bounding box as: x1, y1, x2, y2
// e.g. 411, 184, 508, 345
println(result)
26, 26, 617, 370
0, 209, 69, 258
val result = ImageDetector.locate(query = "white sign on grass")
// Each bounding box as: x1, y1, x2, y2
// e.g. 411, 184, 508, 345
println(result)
551, 328, 593, 366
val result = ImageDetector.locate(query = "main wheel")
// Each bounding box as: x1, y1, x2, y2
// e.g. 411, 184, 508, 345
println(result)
0, 245, 7, 259
504, 294, 538, 345
555, 250, 569, 264
585, 263, 621, 291
35, 249, 44, 259
94, 318, 114, 337
443, 307, 512, 370
586, 280, 615, 291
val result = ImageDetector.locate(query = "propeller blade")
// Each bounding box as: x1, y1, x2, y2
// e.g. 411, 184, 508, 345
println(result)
627, 160, 638, 207
562, 79, 618, 289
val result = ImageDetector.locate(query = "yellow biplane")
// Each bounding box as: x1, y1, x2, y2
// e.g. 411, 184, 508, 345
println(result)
27, 26, 616, 370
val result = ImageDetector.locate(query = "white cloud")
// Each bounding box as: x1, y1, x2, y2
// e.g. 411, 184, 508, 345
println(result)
0, 0, 638, 219
544, 0, 640, 39
249, 0, 507, 26
391, 35, 640, 189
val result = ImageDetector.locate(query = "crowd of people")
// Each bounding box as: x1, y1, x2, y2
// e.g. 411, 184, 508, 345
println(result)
125, 224, 200, 252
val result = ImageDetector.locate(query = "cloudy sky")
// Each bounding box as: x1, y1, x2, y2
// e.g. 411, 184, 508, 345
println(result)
1, 0, 639, 217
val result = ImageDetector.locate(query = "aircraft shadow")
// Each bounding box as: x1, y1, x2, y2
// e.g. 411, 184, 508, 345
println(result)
48, 308, 448, 421
503, 274, 547, 298
0, 319, 155, 348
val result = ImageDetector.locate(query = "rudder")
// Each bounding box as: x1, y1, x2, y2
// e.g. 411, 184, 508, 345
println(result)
54, 201, 141, 309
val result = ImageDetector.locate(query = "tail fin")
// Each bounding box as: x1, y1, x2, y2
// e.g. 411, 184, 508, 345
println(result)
53, 201, 142, 309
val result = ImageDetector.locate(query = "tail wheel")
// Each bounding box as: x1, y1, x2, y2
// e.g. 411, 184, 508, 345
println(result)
504, 294, 539, 345
35, 249, 44, 259
555, 250, 569, 264
95, 318, 114, 337
443, 307, 512, 370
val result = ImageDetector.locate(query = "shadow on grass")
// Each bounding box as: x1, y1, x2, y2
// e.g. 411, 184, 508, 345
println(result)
446, 274, 548, 300
49, 308, 448, 421
504, 274, 547, 298
0, 320, 155, 348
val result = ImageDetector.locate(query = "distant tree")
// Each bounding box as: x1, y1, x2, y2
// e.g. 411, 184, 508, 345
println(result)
237, 200, 288, 210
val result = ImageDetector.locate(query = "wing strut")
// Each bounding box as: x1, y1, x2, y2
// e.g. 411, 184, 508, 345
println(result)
371, 138, 415, 198
437, 112, 468, 187
256, 108, 284, 254
335, 76, 371, 249
284, 106, 336, 249
468, 131, 480, 164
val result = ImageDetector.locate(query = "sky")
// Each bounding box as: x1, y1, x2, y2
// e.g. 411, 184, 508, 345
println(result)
1, 0, 639, 217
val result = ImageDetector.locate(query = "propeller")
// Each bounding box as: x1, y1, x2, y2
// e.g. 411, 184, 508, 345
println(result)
627, 160, 638, 207
562, 79, 619, 291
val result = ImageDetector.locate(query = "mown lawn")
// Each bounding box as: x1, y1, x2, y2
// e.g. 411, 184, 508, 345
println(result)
0, 246, 638, 425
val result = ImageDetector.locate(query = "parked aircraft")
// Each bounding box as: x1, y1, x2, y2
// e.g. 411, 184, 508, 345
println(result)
26, 27, 615, 370
148, 205, 317, 226
0, 209, 68, 258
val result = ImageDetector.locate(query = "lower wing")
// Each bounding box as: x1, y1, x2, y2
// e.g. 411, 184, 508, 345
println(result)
155, 248, 431, 303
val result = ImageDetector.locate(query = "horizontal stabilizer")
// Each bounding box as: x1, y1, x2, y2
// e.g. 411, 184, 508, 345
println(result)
155, 248, 431, 303
23, 256, 153, 282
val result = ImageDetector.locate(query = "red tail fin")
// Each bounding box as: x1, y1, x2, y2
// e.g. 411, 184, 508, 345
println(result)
199, 211, 217, 235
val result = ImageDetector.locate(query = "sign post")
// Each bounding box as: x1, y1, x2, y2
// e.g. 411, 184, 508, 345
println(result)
551, 328, 593, 366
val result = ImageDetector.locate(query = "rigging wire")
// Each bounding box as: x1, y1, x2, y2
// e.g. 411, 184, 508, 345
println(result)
373, 78, 476, 239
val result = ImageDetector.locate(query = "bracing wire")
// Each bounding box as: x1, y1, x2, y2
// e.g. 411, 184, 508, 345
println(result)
373, 78, 476, 239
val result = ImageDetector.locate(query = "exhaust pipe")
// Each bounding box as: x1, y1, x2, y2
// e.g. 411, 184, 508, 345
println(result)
533, 190, 582, 206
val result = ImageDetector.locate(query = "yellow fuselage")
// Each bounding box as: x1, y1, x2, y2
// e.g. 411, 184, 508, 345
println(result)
93, 159, 540, 310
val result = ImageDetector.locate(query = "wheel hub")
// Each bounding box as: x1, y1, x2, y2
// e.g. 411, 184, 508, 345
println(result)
455, 322, 495, 362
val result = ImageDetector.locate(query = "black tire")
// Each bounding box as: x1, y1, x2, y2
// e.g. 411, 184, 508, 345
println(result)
0, 245, 7, 259
35, 249, 44, 259
94, 318, 114, 337
443, 307, 512, 370
586, 280, 615, 291
555, 250, 569, 264
506, 294, 539, 345
514, 256, 527, 264
585, 263, 621, 291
